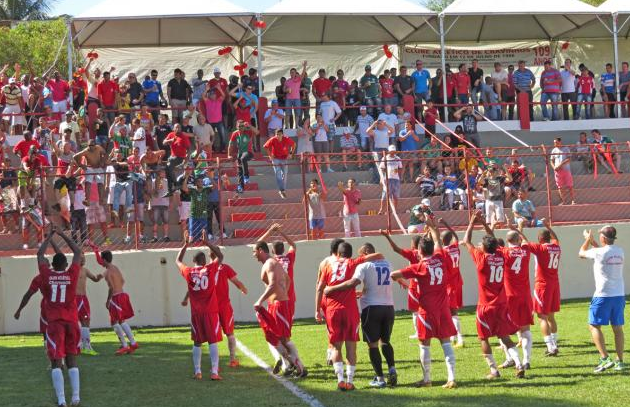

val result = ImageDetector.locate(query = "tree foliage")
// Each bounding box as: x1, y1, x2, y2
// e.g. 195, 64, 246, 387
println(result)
0, 0, 56, 21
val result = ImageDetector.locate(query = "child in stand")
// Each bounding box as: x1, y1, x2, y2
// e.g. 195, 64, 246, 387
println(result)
304, 179, 326, 240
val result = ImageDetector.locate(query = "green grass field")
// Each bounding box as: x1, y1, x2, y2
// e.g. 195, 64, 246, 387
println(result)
0, 299, 628, 407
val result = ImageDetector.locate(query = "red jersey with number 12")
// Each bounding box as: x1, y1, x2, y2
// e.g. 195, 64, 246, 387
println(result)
469, 247, 506, 306
528, 242, 561, 286
38, 263, 80, 323
499, 245, 532, 297
322, 256, 365, 311
181, 264, 219, 314
400, 250, 451, 311
275, 250, 296, 304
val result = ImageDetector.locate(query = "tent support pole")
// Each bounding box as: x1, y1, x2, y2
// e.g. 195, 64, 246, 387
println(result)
612, 13, 621, 118
66, 18, 73, 103
238, 46, 244, 65
440, 14, 448, 123
397, 43, 403, 67
256, 13, 263, 97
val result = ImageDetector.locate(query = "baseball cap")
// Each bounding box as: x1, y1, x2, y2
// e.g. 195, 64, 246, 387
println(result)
359, 106, 367, 111
213, 67, 221, 73
365, 65, 371, 70
65, 110, 74, 116
387, 145, 396, 152
421, 198, 431, 206
271, 99, 278, 104
8, 78, 15, 84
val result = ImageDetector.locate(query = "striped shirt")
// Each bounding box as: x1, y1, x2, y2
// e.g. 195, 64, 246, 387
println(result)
512, 69, 535, 91
540, 68, 562, 93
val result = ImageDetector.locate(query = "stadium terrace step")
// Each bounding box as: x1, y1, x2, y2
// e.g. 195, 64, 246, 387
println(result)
224, 183, 259, 192
232, 228, 268, 238
227, 197, 264, 207
231, 212, 267, 222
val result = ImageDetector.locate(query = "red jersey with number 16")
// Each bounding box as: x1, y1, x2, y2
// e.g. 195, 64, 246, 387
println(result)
38, 263, 80, 323
321, 256, 366, 311
275, 250, 296, 304
469, 247, 506, 306
527, 242, 561, 287
400, 250, 451, 311
499, 245, 532, 297
181, 264, 219, 314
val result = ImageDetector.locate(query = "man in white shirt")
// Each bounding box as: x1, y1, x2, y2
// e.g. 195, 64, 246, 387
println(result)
491, 63, 509, 120
323, 243, 397, 388
264, 99, 285, 135
318, 94, 342, 153
560, 59, 577, 120
579, 225, 626, 373
130, 118, 147, 155
59, 111, 81, 146
550, 137, 575, 205
377, 105, 397, 144
379, 145, 403, 210
193, 114, 215, 149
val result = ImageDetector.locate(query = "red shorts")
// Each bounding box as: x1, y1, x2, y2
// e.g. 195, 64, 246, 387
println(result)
325, 307, 360, 344
256, 306, 280, 346
191, 311, 222, 344
76, 295, 91, 322
476, 304, 518, 339
108, 293, 135, 324
447, 282, 463, 310
554, 168, 573, 189
40, 313, 48, 334
533, 283, 561, 315
507, 295, 534, 327
269, 300, 292, 340
416, 306, 457, 341
288, 300, 296, 321
218, 304, 235, 336
407, 286, 420, 312
45, 319, 81, 360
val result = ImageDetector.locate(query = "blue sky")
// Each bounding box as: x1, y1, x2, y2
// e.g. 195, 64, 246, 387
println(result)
52, 0, 280, 15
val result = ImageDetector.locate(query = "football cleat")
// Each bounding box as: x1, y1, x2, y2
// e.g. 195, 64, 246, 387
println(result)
229, 359, 240, 368
272, 359, 283, 375
128, 343, 139, 353
415, 380, 432, 387
337, 382, 347, 391
515, 368, 526, 379
193, 373, 202, 380
210, 373, 223, 381
499, 360, 516, 369
486, 371, 501, 380
442, 381, 457, 389
345, 383, 356, 391
115, 347, 130, 356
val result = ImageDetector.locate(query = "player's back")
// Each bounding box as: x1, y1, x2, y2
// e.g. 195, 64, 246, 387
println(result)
105, 265, 125, 294
323, 256, 364, 311
444, 243, 462, 283
357, 259, 394, 309
182, 264, 218, 314
214, 262, 237, 304
275, 250, 296, 302
415, 251, 451, 310
39, 263, 80, 322
500, 245, 532, 297
528, 242, 561, 286
470, 248, 506, 306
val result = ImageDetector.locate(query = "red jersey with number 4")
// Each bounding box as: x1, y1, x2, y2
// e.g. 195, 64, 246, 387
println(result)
499, 245, 532, 297
322, 256, 366, 311
214, 262, 237, 304
469, 247, 506, 306
527, 242, 561, 287
38, 263, 80, 323
181, 264, 219, 314
275, 250, 296, 304
400, 250, 451, 311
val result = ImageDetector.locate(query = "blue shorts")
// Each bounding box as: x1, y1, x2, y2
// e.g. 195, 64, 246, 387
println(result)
589, 296, 625, 326
309, 218, 324, 230
188, 217, 208, 241
326, 123, 336, 142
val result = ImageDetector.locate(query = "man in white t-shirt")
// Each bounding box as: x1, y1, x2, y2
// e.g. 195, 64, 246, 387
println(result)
550, 137, 575, 205
318, 94, 342, 153
264, 99, 285, 134
560, 59, 577, 120
130, 118, 147, 156
193, 114, 215, 148
579, 225, 626, 373
379, 145, 403, 211
323, 243, 397, 388
377, 105, 397, 144
491, 63, 509, 119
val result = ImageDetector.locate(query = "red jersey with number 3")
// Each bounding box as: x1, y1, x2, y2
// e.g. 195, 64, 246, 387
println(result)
214, 262, 237, 304
38, 263, 80, 323
181, 264, 219, 314
527, 242, 561, 287
322, 256, 365, 311
400, 250, 451, 311
468, 247, 506, 306
499, 245, 532, 297
275, 250, 296, 304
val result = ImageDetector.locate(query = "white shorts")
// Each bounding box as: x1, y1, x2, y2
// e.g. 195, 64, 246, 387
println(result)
485, 199, 506, 224
3, 104, 26, 125
179, 201, 191, 222
52, 99, 68, 114
85, 167, 104, 184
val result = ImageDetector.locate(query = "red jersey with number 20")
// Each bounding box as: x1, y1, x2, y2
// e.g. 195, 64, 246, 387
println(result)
38, 263, 80, 323
528, 242, 561, 287
275, 250, 296, 304
400, 250, 451, 311
469, 247, 506, 306
499, 245, 532, 297
322, 256, 365, 311
181, 264, 219, 314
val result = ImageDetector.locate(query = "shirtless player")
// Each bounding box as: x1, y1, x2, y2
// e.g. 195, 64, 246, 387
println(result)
253, 241, 308, 378
89, 242, 139, 355
76, 252, 103, 355
73, 139, 107, 206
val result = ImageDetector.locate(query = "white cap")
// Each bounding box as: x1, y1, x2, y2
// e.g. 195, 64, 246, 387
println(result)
387, 145, 396, 152
359, 106, 367, 111
421, 198, 431, 206
8, 78, 15, 84
213, 67, 221, 73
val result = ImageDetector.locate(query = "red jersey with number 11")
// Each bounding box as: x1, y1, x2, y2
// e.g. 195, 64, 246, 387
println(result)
181, 264, 219, 314
321, 256, 365, 311
528, 242, 561, 287
468, 247, 506, 306
38, 263, 80, 323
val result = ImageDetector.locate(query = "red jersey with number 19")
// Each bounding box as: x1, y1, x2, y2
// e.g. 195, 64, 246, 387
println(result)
38, 263, 80, 323
528, 242, 561, 287
321, 256, 365, 311
181, 264, 219, 314
469, 248, 506, 306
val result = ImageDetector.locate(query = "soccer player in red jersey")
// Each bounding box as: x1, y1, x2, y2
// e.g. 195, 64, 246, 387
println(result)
463, 211, 525, 379
176, 232, 224, 380
317, 238, 345, 366
392, 218, 457, 388
380, 230, 422, 339
527, 218, 561, 356
75, 252, 103, 355
439, 218, 465, 347
88, 242, 138, 355
315, 242, 382, 391
253, 241, 307, 378
14, 229, 83, 407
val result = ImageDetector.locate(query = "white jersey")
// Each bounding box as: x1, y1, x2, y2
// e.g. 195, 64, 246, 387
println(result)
353, 259, 394, 309
583, 245, 625, 298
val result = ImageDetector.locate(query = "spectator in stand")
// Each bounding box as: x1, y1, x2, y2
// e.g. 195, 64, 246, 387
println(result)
361, 65, 381, 118
245, 68, 263, 97
512, 189, 542, 228
0, 157, 19, 234
305, 179, 326, 240
345, 80, 363, 125
312, 68, 332, 112
354, 105, 374, 152
33, 117, 53, 164
331, 84, 347, 126
430, 68, 443, 105
619, 62, 630, 117
181, 171, 210, 243
126, 72, 144, 111
3, 77, 26, 135
455, 63, 471, 105
110, 148, 133, 218
152, 114, 172, 158
167, 69, 191, 124
442, 165, 466, 211
576, 67, 595, 120
394, 65, 413, 107
441, 134, 458, 172
398, 120, 420, 182
163, 123, 192, 197
513, 60, 536, 121
411, 60, 431, 109
191, 69, 207, 107
478, 162, 511, 226
192, 114, 215, 155
574, 131, 593, 173
468, 59, 484, 106
275, 77, 287, 110
311, 114, 333, 173
204, 167, 224, 240
579, 63, 597, 118
264, 128, 296, 199
338, 179, 361, 238
416, 165, 441, 198
453, 104, 483, 147
84, 182, 110, 245
561, 59, 577, 120
148, 168, 170, 242
264, 99, 285, 143
13, 130, 40, 159
491, 62, 509, 120
295, 118, 314, 157
284, 61, 307, 128
367, 118, 393, 155
473, 182, 486, 211
125, 173, 147, 244
97, 71, 118, 125
300, 71, 312, 121
505, 65, 516, 120
550, 137, 576, 206
378, 104, 397, 145
46, 70, 70, 119
130, 118, 147, 156
481, 77, 500, 120
319, 93, 342, 155
59, 110, 81, 145
339, 131, 361, 171
378, 145, 402, 213
176, 164, 194, 237
198, 86, 224, 151
600, 63, 617, 118
421, 136, 443, 174
407, 198, 432, 234
506, 158, 534, 194
228, 120, 257, 194
380, 69, 396, 107
334, 69, 349, 92
540, 60, 562, 121
142, 69, 164, 123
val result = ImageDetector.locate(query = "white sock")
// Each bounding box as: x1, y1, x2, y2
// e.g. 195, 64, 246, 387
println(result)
451, 316, 463, 343
484, 354, 498, 374
517, 331, 523, 341
193, 346, 202, 374
112, 324, 127, 347
209, 343, 219, 374
285, 341, 303, 370
551, 332, 558, 347
274, 344, 291, 368
333, 361, 344, 383
420, 345, 431, 383
121, 322, 136, 345
507, 347, 522, 369
346, 365, 356, 384
80, 327, 91, 349
269, 342, 281, 361
326, 347, 333, 362
499, 339, 513, 362
412, 313, 419, 335
68, 367, 80, 403
521, 330, 533, 364
544, 335, 555, 352
51, 368, 66, 406
442, 342, 456, 382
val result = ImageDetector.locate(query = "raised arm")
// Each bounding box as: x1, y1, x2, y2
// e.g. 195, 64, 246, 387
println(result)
323, 277, 361, 295
579, 229, 598, 258
55, 229, 82, 266
37, 231, 53, 266
438, 217, 459, 243
87, 240, 105, 267
203, 231, 223, 264
463, 210, 479, 252
257, 223, 280, 244
425, 217, 442, 250
176, 234, 189, 272
379, 229, 405, 256
275, 224, 296, 253
542, 218, 559, 243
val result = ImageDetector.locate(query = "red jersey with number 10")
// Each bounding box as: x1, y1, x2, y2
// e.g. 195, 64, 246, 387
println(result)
469, 247, 506, 306
528, 242, 561, 286
37, 263, 80, 323
275, 250, 296, 304
499, 245, 532, 297
181, 264, 219, 314
400, 250, 451, 311
322, 256, 365, 311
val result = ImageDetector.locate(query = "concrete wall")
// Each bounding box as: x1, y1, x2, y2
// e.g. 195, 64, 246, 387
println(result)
2, 222, 629, 335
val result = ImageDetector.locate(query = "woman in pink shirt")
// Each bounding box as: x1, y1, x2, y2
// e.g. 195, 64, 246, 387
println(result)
284, 61, 307, 128
200, 86, 227, 153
